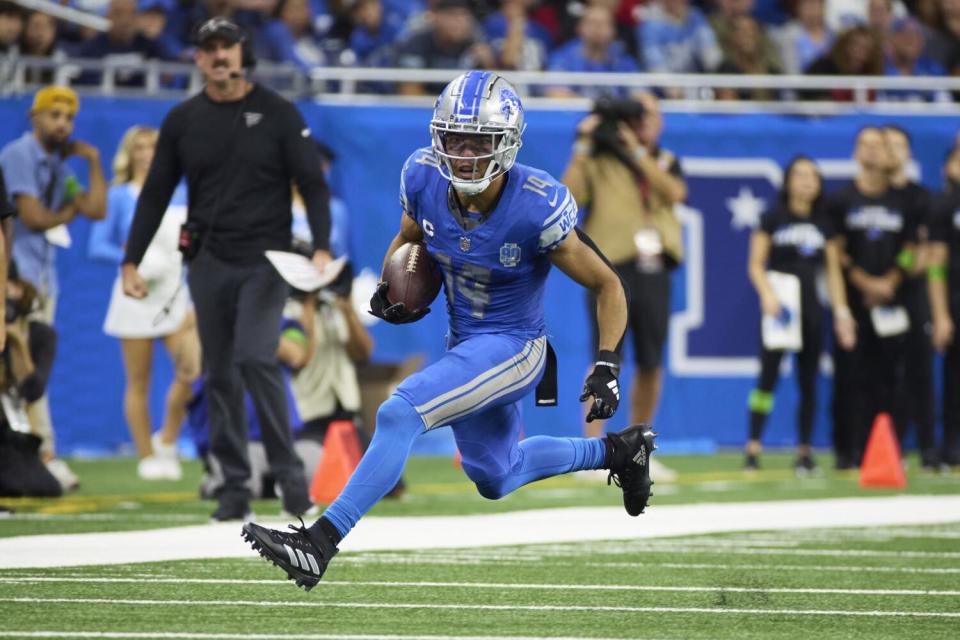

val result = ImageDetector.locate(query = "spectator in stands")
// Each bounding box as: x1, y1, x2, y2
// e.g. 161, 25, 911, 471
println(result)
826, 127, 916, 470
924, 0, 960, 75
19, 11, 65, 85
715, 15, 782, 101
391, 0, 496, 95
639, 0, 722, 75
259, 0, 330, 71
482, 0, 551, 70
0, 1, 24, 55
804, 26, 883, 101
879, 16, 951, 101
77, 0, 170, 87
868, 0, 897, 46
88, 126, 200, 481
710, 0, 782, 72
772, 0, 834, 75
346, 0, 407, 64
0, 86, 107, 491
928, 141, 960, 468
545, 5, 639, 98
743, 156, 854, 475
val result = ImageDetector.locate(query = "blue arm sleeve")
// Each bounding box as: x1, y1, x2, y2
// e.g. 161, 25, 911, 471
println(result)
88, 187, 128, 264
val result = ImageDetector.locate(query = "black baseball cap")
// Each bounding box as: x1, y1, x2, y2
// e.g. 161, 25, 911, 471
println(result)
194, 17, 245, 47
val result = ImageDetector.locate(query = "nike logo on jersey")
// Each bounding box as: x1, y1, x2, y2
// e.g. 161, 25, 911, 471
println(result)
548, 190, 559, 207
244, 112, 262, 127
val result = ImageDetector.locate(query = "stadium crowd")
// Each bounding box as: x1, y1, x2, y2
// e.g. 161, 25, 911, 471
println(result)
0, 0, 958, 100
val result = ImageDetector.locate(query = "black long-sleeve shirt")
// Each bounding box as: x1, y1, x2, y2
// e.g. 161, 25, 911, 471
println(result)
124, 84, 330, 265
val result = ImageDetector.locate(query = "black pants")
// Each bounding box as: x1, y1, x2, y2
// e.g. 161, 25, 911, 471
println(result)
832, 304, 907, 466
943, 302, 960, 465
589, 261, 670, 370
188, 250, 308, 508
902, 278, 937, 461
749, 311, 822, 446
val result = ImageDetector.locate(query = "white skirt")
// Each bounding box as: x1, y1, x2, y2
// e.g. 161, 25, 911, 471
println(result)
103, 273, 190, 339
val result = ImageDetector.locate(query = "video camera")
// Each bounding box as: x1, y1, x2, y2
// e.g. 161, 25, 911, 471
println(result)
590, 95, 645, 159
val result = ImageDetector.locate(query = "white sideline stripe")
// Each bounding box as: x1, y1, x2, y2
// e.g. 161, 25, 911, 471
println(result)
0, 634, 638, 640
2, 496, 960, 569
2, 576, 959, 597
604, 546, 960, 559
4, 597, 960, 619
588, 562, 960, 575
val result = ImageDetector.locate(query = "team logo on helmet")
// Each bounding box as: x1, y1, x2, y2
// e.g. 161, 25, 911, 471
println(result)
500, 88, 522, 118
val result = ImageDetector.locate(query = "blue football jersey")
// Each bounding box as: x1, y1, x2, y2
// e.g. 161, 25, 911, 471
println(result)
399, 147, 578, 339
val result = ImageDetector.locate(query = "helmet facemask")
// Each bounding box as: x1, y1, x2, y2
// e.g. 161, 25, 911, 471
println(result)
430, 122, 522, 196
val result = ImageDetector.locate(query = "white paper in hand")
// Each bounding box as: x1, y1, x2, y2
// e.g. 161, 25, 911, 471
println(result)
870, 305, 910, 337
761, 271, 802, 352
265, 251, 347, 292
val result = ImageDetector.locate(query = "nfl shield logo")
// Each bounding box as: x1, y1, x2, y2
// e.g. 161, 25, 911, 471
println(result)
459, 236, 471, 252
499, 243, 521, 267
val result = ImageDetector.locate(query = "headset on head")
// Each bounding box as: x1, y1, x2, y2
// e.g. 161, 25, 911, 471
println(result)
193, 17, 256, 70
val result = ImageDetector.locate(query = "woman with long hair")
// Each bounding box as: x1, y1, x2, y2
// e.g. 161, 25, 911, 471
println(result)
744, 156, 856, 474
89, 126, 199, 480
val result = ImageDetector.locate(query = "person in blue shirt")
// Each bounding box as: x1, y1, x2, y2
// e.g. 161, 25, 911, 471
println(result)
482, 0, 552, 71
259, 0, 329, 72
0, 85, 106, 492
545, 5, 640, 98
88, 125, 200, 482
243, 71, 659, 590
346, 0, 407, 64
639, 0, 722, 75
879, 16, 951, 103
76, 0, 169, 87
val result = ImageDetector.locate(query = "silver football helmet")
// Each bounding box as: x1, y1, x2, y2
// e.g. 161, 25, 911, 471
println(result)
430, 71, 526, 196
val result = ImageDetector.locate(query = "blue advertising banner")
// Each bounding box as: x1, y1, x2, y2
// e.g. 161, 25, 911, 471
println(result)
0, 95, 955, 455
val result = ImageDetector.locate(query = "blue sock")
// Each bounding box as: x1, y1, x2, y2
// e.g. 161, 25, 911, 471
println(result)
473, 436, 607, 499
321, 395, 424, 539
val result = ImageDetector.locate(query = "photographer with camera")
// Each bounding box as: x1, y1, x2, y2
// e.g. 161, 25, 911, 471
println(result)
0, 85, 107, 491
121, 18, 332, 522
562, 92, 686, 481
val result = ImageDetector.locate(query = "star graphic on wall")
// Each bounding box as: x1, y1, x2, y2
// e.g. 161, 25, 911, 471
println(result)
726, 186, 767, 231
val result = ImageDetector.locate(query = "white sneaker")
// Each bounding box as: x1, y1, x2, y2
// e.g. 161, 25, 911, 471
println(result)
45, 458, 80, 491
649, 457, 678, 483
137, 455, 182, 481
151, 432, 177, 459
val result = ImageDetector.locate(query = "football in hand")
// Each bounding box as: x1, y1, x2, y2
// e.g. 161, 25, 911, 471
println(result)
383, 241, 442, 312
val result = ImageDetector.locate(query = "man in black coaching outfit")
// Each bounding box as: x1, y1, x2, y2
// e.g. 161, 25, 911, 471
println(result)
121, 17, 332, 521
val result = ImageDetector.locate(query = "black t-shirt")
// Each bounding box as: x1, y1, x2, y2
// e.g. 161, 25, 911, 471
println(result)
826, 181, 917, 277
393, 30, 481, 93
124, 84, 331, 265
929, 187, 960, 298
759, 204, 835, 308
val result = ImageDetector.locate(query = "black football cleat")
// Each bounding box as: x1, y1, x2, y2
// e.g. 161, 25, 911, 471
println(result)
241, 518, 338, 592
606, 424, 657, 516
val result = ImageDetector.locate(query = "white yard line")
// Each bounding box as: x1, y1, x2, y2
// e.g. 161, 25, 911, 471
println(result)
2, 576, 959, 597
1, 496, 959, 569
0, 634, 639, 640
588, 561, 960, 574
4, 596, 960, 618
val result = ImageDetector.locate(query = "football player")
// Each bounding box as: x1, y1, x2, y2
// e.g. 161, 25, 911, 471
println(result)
242, 71, 657, 590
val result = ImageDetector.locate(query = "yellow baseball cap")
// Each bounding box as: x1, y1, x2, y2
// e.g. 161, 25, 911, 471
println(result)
31, 86, 80, 115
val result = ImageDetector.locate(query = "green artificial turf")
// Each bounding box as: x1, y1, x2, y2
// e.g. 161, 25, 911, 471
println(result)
1, 522, 958, 639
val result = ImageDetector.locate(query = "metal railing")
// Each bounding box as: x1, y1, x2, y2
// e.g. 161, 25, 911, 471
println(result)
3, 54, 960, 115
